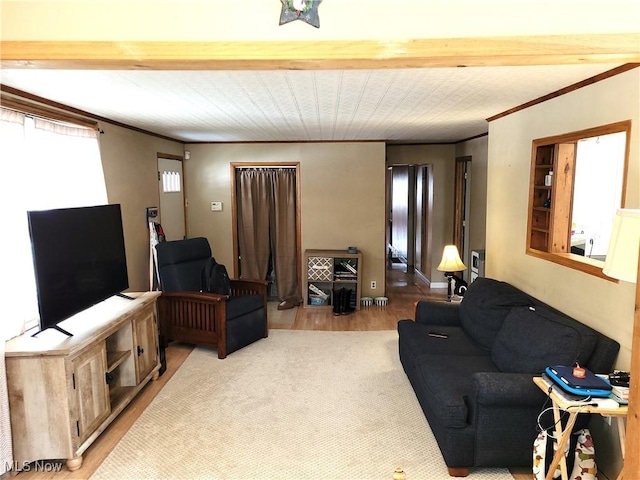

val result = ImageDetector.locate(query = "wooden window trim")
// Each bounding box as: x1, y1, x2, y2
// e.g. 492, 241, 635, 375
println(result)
526, 120, 632, 281
0, 93, 98, 130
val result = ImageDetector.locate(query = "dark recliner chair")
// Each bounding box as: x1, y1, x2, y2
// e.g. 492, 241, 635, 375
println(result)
155, 237, 268, 359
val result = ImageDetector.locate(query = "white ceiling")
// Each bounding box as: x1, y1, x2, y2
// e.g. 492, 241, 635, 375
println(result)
0, 63, 623, 143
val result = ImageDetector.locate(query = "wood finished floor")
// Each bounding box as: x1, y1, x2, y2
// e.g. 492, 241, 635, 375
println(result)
11, 265, 528, 480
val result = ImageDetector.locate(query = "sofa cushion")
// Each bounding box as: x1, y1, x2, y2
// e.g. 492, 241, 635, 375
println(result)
530, 305, 598, 366
491, 306, 582, 373
459, 278, 533, 351
397, 320, 489, 358
416, 354, 499, 428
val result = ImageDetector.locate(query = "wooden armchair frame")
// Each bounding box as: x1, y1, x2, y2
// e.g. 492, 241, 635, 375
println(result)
157, 279, 268, 359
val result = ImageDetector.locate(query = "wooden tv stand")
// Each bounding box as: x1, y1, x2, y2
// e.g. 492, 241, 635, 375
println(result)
5, 292, 161, 472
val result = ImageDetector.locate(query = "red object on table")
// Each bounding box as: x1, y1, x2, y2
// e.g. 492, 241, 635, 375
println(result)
573, 366, 586, 378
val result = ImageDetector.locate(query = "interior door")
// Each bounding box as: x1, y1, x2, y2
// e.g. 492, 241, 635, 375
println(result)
415, 165, 433, 277
157, 156, 185, 241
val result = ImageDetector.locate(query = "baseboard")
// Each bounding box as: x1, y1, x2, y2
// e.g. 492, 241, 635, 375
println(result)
412, 269, 447, 289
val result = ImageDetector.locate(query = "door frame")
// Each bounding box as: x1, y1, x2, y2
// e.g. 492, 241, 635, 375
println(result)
156, 152, 186, 240
453, 155, 472, 274
415, 164, 434, 280
229, 162, 302, 291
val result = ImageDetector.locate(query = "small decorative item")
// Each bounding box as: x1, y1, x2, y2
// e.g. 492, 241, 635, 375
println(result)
453, 276, 468, 297
393, 467, 406, 480
573, 364, 586, 378
279, 0, 322, 28
360, 296, 373, 308
347, 246, 357, 254
374, 296, 388, 307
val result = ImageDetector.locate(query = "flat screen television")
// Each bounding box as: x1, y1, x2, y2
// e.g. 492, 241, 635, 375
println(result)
27, 204, 129, 336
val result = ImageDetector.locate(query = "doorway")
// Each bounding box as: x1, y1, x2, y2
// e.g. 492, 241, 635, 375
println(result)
388, 165, 409, 271
157, 154, 186, 241
231, 164, 302, 308
387, 164, 434, 288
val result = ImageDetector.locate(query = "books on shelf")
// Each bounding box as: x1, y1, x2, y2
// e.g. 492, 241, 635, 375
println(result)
611, 385, 629, 399
308, 283, 329, 299
334, 273, 357, 281
340, 261, 357, 274
609, 391, 629, 405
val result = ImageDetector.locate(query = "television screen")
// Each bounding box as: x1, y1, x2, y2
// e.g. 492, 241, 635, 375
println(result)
27, 204, 129, 334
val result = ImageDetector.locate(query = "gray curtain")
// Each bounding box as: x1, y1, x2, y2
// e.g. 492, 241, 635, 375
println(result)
236, 168, 301, 304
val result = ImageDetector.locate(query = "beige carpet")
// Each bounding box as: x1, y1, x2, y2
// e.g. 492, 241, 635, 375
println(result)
91, 330, 513, 480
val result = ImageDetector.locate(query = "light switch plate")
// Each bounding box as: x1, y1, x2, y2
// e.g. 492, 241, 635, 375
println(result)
146, 207, 158, 226
211, 202, 222, 212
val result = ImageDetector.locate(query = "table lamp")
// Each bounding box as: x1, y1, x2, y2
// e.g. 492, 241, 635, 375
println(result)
437, 245, 466, 301
602, 209, 640, 479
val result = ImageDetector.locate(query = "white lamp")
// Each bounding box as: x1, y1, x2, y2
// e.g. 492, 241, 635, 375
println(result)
437, 245, 466, 301
602, 209, 640, 479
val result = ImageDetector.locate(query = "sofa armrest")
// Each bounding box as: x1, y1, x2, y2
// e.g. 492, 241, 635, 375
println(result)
415, 301, 462, 327
472, 372, 547, 407
469, 372, 552, 467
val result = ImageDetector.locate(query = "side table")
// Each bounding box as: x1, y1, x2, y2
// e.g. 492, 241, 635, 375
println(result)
533, 376, 627, 480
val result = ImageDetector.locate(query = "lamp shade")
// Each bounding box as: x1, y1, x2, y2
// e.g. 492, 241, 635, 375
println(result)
603, 209, 640, 284
437, 245, 466, 272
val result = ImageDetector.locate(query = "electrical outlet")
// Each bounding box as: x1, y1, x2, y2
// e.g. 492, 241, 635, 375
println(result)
371, 281, 377, 289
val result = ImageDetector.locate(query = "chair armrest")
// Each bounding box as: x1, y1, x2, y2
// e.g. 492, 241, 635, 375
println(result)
415, 301, 462, 327
230, 279, 268, 298
158, 291, 228, 303
472, 372, 547, 407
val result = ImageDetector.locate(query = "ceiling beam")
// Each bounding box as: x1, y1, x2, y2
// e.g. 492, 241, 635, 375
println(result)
2, 34, 639, 70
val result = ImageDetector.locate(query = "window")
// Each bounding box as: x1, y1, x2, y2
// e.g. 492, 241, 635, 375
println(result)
0, 108, 107, 339
161, 170, 182, 193
527, 121, 630, 279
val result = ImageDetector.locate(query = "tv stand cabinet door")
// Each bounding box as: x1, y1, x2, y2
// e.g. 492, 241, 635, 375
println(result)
70, 342, 110, 445
5, 356, 75, 466
133, 304, 159, 384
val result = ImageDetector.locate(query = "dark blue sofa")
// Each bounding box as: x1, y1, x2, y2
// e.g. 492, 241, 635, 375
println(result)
397, 277, 620, 477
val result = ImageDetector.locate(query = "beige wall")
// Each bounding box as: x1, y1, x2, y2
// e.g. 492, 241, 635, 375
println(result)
3, 1, 637, 42
488, 69, 639, 480
386, 144, 456, 285
98, 123, 184, 292
487, 68, 640, 370
456, 136, 489, 267
183, 142, 386, 298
